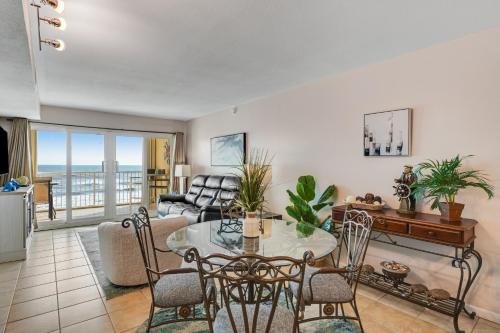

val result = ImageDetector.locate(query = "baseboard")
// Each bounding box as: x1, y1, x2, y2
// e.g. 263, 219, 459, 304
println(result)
469, 304, 500, 325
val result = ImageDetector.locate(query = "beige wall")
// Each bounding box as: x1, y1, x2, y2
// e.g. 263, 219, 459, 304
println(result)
40, 105, 187, 134
188, 27, 500, 321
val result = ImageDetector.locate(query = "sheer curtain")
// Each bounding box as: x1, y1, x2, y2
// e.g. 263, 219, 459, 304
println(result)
170, 132, 185, 193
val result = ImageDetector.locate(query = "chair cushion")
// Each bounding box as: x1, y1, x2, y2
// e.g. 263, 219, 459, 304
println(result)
290, 267, 353, 304
153, 272, 213, 308
214, 303, 294, 333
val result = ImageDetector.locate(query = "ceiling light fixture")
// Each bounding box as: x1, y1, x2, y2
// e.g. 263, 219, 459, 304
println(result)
40, 17, 67, 31
41, 39, 66, 51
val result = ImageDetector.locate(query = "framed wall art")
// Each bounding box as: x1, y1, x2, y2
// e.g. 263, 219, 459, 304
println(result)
210, 132, 246, 166
364, 108, 412, 156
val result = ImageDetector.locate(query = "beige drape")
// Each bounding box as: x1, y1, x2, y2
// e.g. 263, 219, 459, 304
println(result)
170, 132, 185, 193
1, 118, 33, 184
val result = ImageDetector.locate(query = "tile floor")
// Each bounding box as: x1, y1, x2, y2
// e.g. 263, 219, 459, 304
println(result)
0, 227, 498, 333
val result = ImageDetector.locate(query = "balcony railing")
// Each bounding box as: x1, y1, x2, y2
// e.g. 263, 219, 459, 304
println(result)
36, 171, 144, 211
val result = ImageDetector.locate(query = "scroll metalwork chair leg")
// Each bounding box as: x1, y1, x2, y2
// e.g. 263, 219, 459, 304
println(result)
146, 303, 155, 333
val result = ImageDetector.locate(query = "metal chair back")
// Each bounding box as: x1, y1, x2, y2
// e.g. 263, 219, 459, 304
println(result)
336, 209, 374, 286
185, 247, 314, 333
122, 207, 161, 288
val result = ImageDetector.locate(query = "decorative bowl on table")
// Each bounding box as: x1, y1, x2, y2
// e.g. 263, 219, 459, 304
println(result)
380, 261, 411, 281
346, 193, 385, 211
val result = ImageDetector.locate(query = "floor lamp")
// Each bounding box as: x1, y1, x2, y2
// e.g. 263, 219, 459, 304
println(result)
175, 164, 191, 195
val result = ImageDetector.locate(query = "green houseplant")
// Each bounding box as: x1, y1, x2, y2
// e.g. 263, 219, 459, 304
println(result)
412, 155, 494, 222
286, 175, 336, 235
233, 149, 272, 236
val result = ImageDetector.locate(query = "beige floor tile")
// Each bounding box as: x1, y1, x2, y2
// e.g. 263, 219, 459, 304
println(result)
28, 244, 53, 252
0, 306, 9, 325
7, 295, 58, 322
473, 319, 500, 333
58, 285, 100, 309
0, 271, 19, 284
13, 283, 57, 304
363, 300, 415, 333
23, 257, 55, 267
0, 281, 17, 294
109, 303, 150, 332
362, 317, 393, 333
120, 327, 139, 333
53, 242, 80, 250
27, 250, 54, 260
139, 287, 151, 302
406, 318, 452, 333
102, 290, 150, 314
52, 237, 78, 244
0, 291, 13, 308
16, 272, 56, 290
57, 275, 95, 293
60, 315, 114, 333
53, 247, 82, 256
59, 299, 107, 328
377, 294, 425, 317
55, 259, 87, 271
56, 266, 90, 281
4, 310, 59, 333
20, 264, 56, 278
0, 263, 22, 275
418, 308, 478, 333
54, 252, 84, 263
0, 323, 4, 333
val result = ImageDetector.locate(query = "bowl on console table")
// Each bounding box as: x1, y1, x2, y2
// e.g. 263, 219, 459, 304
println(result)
349, 201, 386, 211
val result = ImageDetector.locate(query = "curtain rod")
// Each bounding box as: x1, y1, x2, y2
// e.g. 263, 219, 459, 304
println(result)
5, 119, 178, 135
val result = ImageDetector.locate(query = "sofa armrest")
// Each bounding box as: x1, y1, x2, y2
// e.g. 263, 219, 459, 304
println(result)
200, 205, 221, 212
158, 193, 186, 203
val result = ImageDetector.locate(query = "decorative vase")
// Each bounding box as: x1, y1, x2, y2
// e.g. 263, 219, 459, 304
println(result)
243, 211, 260, 238
438, 202, 464, 222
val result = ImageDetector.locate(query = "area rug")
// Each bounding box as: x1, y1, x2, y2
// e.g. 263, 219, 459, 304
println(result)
78, 229, 145, 299
135, 300, 361, 333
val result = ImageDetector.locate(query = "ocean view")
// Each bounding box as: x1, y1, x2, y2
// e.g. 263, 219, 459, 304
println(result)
38, 164, 142, 173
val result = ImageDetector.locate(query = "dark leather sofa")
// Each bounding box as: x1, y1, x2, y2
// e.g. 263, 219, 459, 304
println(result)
157, 175, 240, 224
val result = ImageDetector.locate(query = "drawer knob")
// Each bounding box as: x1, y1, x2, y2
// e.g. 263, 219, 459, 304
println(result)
427, 231, 436, 237
377, 218, 386, 226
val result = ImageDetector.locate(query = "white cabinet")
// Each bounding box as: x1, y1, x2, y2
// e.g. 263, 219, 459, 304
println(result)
0, 185, 34, 262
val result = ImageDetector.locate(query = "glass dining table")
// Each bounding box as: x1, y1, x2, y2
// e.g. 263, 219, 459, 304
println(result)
166, 218, 338, 264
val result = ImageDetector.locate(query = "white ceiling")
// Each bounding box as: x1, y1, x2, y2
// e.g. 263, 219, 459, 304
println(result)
0, 1, 38, 119
31, 0, 500, 120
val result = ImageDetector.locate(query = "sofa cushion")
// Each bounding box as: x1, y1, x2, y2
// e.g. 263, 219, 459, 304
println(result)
213, 190, 238, 207
185, 185, 203, 204
205, 175, 224, 189
168, 203, 192, 215
221, 176, 240, 191
181, 207, 201, 225
191, 175, 208, 186
195, 188, 219, 208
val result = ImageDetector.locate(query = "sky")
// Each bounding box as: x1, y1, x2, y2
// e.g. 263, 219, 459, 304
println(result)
37, 131, 143, 166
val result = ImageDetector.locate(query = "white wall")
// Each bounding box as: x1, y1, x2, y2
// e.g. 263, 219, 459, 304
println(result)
39, 105, 187, 134
188, 26, 500, 321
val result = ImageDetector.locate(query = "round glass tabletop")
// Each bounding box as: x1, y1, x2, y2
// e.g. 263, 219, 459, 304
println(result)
166, 218, 337, 261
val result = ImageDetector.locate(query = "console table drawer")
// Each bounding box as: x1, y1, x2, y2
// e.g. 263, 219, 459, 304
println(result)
410, 225, 462, 243
373, 217, 408, 234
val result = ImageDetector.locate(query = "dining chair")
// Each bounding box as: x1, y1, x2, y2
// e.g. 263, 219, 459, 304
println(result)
122, 206, 217, 332
287, 209, 374, 332
185, 247, 315, 333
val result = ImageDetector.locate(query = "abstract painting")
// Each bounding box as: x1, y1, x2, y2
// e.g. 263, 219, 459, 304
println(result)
364, 108, 412, 156
211, 133, 246, 166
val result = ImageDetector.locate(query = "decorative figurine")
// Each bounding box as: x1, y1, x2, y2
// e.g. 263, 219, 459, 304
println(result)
393, 165, 417, 215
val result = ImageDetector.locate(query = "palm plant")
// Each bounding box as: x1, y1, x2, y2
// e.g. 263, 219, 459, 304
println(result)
412, 155, 493, 219
233, 149, 272, 212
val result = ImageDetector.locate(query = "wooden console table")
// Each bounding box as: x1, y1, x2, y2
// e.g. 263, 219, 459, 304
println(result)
332, 205, 481, 333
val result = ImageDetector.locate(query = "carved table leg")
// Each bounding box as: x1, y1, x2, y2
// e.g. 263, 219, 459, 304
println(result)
451, 243, 482, 333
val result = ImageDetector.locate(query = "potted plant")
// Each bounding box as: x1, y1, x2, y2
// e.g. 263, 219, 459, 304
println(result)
234, 149, 272, 237
286, 175, 336, 236
412, 155, 494, 222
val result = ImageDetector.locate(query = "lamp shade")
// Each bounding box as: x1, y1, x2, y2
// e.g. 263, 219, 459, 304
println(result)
175, 164, 191, 177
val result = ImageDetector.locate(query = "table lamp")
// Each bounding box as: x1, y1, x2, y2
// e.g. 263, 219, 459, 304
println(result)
175, 164, 191, 195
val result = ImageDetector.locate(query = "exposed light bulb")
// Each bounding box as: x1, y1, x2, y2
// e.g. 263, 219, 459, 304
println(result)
54, 39, 65, 51
56, 17, 66, 31
54, 0, 64, 14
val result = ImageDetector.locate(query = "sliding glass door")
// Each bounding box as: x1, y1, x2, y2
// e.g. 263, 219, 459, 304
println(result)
33, 125, 172, 226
